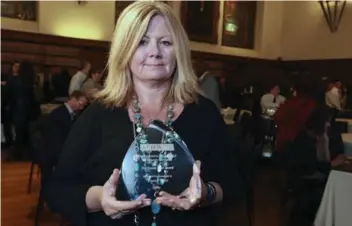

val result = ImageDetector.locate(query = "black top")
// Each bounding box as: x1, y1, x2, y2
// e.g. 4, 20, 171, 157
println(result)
45, 96, 239, 226
44, 105, 74, 166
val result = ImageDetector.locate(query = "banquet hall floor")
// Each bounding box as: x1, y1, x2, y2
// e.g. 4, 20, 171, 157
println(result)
1, 156, 290, 226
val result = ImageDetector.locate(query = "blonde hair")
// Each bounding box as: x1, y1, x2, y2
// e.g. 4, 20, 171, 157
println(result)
96, 1, 200, 107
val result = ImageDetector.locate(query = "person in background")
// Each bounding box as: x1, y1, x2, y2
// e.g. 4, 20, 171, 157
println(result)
274, 81, 317, 152
81, 68, 103, 100
1, 71, 12, 149
68, 61, 91, 95
5, 62, 38, 159
52, 69, 71, 98
44, 90, 88, 166
260, 84, 286, 114
288, 106, 345, 226
44, 2, 238, 226
325, 80, 342, 118
195, 61, 221, 110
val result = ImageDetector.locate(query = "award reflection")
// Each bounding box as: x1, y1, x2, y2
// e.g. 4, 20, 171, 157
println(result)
44, 2, 240, 226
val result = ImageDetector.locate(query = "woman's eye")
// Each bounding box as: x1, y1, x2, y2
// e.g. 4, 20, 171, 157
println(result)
139, 39, 148, 46
161, 40, 172, 46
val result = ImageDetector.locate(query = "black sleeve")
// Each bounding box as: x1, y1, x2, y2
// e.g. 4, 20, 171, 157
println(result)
44, 103, 103, 226
201, 99, 242, 205
46, 110, 68, 165
329, 127, 345, 159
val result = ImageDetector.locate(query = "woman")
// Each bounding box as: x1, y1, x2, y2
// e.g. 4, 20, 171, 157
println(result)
288, 106, 337, 226
274, 81, 317, 153
45, 2, 237, 226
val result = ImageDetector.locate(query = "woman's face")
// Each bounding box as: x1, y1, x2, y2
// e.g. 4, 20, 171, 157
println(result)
130, 15, 176, 82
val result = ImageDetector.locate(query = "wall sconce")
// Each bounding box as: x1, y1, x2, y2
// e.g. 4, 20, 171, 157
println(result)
319, 0, 346, 33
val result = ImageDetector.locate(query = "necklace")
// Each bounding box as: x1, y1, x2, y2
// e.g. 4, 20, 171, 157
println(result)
131, 95, 174, 226
139, 102, 168, 126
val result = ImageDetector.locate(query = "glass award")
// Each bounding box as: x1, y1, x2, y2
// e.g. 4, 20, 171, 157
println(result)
120, 120, 195, 200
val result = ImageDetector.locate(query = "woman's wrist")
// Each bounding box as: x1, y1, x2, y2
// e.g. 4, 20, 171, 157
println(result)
199, 182, 221, 207
86, 186, 104, 213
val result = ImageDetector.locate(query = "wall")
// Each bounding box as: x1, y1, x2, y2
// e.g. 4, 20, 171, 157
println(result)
1, 1, 279, 59
1, 1, 351, 60
39, 1, 115, 41
1, 1, 115, 41
281, 1, 352, 60
1, 17, 38, 33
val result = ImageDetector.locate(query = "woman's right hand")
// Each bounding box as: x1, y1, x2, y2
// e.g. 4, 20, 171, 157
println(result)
101, 169, 151, 219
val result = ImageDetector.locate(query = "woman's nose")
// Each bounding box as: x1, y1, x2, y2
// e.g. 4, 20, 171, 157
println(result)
147, 41, 161, 58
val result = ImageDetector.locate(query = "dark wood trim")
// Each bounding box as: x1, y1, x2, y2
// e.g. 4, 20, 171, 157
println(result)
1, 29, 109, 50
1, 29, 351, 86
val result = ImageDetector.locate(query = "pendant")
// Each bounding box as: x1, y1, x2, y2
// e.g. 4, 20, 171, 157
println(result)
151, 200, 161, 214
151, 200, 161, 226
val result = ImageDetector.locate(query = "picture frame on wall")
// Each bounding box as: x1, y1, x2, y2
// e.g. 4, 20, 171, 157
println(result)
180, 1, 219, 44
1, 1, 37, 21
222, 1, 257, 49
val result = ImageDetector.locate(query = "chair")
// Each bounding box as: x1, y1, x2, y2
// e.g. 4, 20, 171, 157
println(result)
28, 118, 64, 226
27, 161, 40, 194
27, 121, 42, 194
229, 121, 256, 226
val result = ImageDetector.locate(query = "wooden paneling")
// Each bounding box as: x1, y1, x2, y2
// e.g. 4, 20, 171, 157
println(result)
1, 29, 351, 90
1, 29, 109, 74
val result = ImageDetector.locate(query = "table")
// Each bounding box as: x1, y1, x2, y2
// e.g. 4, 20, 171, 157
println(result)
314, 162, 352, 226
341, 133, 352, 157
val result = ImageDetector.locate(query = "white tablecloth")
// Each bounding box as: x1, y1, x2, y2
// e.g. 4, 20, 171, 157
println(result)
314, 170, 352, 226
221, 108, 252, 125
342, 133, 352, 157
40, 104, 60, 114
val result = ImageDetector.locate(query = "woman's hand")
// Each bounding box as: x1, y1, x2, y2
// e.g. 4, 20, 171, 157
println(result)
156, 161, 205, 211
101, 169, 151, 219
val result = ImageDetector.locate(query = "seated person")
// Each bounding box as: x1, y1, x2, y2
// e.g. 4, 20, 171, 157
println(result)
288, 106, 331, 226
44, 90, 88, 166
290, 106, 346, 176
274, 82, 317, 152
260, 85, 286, 115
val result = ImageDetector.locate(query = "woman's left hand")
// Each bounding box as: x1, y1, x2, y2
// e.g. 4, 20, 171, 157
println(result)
156, 160, 205, 211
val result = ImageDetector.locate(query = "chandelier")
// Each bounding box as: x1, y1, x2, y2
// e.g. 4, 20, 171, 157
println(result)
319, 0, 347, 33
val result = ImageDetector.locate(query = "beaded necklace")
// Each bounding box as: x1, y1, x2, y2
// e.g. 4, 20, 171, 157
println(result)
131, 95, 175, 226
